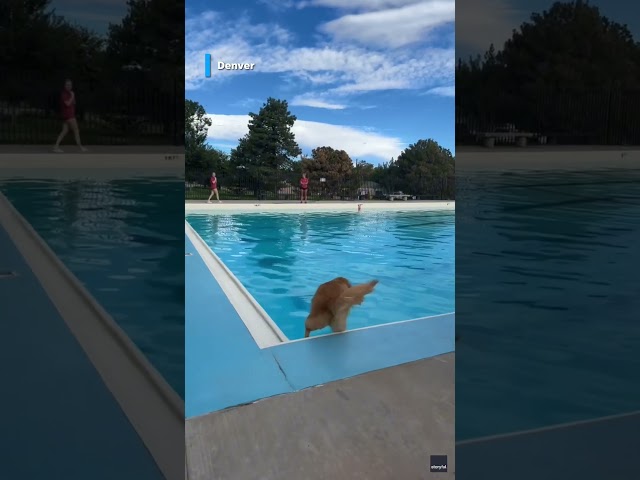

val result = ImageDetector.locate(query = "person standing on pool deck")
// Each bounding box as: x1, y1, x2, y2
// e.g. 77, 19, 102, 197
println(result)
53, 79, 87, 153
207, 172, 221, 203
300, 173, 309, 203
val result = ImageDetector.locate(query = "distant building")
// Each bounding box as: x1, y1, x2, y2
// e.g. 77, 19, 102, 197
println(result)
357, 181, 381, 198
277, 181, 294, 196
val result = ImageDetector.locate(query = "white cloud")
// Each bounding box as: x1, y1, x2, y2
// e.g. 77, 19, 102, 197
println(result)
290, 95, 347, 109
205, 114, 404, 162
423, 85, 455, 97
319, 1, 454, 49
229, 98, 267, 110
185, 10, 454, 101
298, 0, 424, 9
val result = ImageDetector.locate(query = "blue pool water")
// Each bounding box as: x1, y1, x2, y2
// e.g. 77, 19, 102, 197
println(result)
0, 178, 184, 398
187, 209, 455, 340
456, 168, 640, 440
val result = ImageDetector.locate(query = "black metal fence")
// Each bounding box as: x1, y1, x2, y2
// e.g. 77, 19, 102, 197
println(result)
0, 71, 183, 145
456, 87, 640, 146
185, 167, 455, 201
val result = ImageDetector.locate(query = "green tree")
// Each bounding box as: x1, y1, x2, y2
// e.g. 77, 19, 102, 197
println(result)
0, 0, 104, 105
184, 99, 231, 178
351, 160, 374, 195
394, 139, 454, 198
456, 1, 640, 137
203, 148, 231, 182
301, 147, 353, 198
105, 0, 184, 139
371, 161, 397, 193
106, 0, 183, 81
498, 1, 639, 91
230, 98, 301, 195
185, 99, 212, 157
186, 146, 230, 181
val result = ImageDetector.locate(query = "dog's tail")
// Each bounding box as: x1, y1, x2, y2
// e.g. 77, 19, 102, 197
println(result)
337, 279, 378, 307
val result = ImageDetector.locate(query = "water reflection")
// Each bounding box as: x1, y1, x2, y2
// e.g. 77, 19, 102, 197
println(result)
456, 168, 640, 440
0, 178, 185, 398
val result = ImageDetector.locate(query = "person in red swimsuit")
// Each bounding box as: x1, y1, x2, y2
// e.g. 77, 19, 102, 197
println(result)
53, 79, 87, 153
300, 173, 309, 203
207, 172, 221, 203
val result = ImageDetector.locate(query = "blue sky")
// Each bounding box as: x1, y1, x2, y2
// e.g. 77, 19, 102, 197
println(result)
457, 0, 640, 59
185, 0, 455, 164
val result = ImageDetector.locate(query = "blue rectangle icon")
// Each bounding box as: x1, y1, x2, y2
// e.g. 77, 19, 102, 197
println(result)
204, 54, 211, 77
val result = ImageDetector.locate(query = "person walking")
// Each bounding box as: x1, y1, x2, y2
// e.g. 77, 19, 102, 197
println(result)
53, 79, 87, 153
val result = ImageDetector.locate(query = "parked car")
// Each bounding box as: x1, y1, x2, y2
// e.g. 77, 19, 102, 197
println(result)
387, 191, 413, 201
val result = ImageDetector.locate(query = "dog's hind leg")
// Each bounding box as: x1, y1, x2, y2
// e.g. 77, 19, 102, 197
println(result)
305, 310, 332, 337
329, 310, 350, 333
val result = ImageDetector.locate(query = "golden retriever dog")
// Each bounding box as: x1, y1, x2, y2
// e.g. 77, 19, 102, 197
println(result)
304, 277, 379, 338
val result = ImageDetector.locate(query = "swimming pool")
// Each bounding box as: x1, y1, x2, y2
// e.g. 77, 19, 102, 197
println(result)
186, 209, 454, 340
0, 178, 184, 398
455, 167, 640, 440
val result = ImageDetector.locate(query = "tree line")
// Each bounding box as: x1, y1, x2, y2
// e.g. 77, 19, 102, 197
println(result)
185, 98, 455, 199
1, 0, 183, 143
456, 1, 640, 144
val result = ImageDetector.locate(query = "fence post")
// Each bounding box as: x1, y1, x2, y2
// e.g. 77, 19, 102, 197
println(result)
605, 84, 613, 145
174, 78, 179, 145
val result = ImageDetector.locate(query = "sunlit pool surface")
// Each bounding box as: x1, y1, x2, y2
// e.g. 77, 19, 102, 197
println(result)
187, 210, 454, 340
1, 178, 184, 398
456, 168, 640, 440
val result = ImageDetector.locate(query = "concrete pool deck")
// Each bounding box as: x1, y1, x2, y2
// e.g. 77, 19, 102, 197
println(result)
0, 145, 184, 178
186, 199, 454, 212
186, 353, 455, 480
456, 146, 639, 171
0, 191, 184, 480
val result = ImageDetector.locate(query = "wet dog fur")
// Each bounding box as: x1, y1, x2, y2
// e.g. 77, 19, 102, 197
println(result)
304, 277, 378, 338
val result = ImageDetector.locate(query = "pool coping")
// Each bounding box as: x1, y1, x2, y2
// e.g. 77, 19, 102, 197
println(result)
456, 410, 640, 479
0, 150, 184, 179
185, 200, 455, 213
185, 208, 455, 418
185, 221, 287, 347
0, 191, 185, 480
456, 148, 639, 171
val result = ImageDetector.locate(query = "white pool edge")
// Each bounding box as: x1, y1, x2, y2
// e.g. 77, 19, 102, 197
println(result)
0, 192, 184, 480
185, 200, 455, 213
282, 311, 456, 345
0, 153, 184, 179
456, 409, 640, 446
185, 221, 288, 348
455, 148, 639, 171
